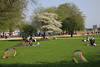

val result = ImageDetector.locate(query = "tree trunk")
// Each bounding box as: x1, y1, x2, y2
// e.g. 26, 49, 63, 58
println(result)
3, 32, 5, 38
43, 32, 46, 39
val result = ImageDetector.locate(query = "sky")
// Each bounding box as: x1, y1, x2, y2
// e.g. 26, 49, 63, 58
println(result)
26, 0, 100, 28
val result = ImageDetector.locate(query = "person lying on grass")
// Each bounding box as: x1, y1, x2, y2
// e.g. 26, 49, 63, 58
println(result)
72, 50, 88, 63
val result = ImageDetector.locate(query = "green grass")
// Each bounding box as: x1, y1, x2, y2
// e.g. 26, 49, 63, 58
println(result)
0, 38, 100, 67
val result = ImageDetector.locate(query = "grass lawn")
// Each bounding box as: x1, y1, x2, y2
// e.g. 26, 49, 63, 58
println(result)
0, 38, 100, 67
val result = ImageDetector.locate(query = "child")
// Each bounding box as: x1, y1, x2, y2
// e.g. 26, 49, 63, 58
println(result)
14, 48, 16, 56
3, 50, 8, 58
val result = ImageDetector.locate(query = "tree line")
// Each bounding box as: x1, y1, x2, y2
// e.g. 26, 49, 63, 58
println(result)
0, 0, 85, 38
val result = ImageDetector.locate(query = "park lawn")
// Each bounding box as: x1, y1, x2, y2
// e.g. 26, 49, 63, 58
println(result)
0, 38, 100, 67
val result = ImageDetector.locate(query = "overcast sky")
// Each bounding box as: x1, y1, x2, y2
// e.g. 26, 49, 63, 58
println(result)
26, 0, 100, 28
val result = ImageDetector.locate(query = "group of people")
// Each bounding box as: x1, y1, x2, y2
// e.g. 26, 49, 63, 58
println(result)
19, 37, 40, 47
83, 34, 96, 46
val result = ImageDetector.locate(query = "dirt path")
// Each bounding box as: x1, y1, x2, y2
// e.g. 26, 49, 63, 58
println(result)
0, 37, 43, 40
0, 37, 22, 40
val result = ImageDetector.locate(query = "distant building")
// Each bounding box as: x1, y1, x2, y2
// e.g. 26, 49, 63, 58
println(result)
93, 25, 97, 29
93, 25, 98, 33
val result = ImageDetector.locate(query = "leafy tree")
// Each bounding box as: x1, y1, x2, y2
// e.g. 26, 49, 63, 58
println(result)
32, 12, 62, 38
98, 27, 100, 31
60, 3, 85, 37
45, 3, 85, 37
22, 24, 36, 37
0, 0, 36, 32
62, 17, 79, 37
17, 21, 27, 33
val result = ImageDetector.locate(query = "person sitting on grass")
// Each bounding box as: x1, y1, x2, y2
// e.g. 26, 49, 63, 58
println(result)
90, 36, 96, 46
53, 36, 57, 40
26, 37, 29, 42
29, 36, 32, 41
33, 37, 37, 42
29, 40, 33, 46
87, 36, 96, 46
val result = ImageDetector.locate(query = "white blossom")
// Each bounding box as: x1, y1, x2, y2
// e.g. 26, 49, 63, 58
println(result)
34, 12, 62, 32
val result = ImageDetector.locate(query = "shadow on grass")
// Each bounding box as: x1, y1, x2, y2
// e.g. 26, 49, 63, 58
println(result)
0, 60, 100, 67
